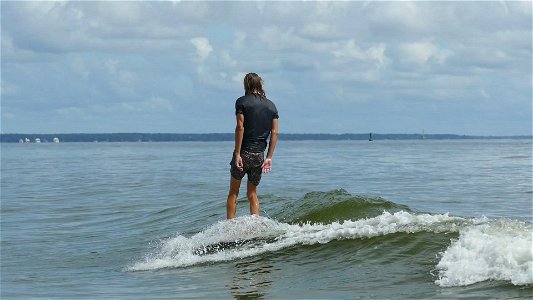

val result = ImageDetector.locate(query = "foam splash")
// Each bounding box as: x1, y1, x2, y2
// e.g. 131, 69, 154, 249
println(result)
129, 216, 286, 271
436, 219, 533, 287
127, 211, 465, 272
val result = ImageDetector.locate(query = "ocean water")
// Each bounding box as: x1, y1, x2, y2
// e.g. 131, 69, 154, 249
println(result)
1, 139, 532, 299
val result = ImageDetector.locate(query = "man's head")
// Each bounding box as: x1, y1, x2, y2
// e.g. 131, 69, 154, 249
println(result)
244, 73, 266, 98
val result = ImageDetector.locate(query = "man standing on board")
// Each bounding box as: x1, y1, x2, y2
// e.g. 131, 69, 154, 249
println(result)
227, 73, 279, 219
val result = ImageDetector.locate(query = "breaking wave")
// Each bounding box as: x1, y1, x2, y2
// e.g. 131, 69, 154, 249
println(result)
127, 190, 533, 288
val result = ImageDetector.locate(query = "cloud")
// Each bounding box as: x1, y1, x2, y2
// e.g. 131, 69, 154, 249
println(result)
92, 97, 174, 114
399, 41, 452, 65
259, 26, 301, 51
1, 1, 531, 135
146, 97, 175, 112
1, 81, 18, 97
190, 37, 213, 60
299, 23, 336, 40
333, 40, 388, 67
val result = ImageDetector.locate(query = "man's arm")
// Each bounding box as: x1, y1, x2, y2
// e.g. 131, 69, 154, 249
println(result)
266, 118, 278, 159
262, 118, 278, 173
234, 113, 245, 171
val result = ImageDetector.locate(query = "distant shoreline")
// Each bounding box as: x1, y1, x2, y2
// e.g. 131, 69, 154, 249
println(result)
1, 133, 531, 143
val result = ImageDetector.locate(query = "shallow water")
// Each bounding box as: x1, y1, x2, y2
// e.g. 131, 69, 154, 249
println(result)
1, 139, 532, 298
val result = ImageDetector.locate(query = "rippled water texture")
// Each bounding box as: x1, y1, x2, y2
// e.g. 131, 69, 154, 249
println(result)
1, 140, 532, 299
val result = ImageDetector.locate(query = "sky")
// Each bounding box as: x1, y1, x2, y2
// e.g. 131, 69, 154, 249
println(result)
1, 1, 531, 135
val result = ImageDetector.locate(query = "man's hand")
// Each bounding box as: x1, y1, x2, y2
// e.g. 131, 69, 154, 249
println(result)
235, 154, 244, 171
262, 158, 272, 173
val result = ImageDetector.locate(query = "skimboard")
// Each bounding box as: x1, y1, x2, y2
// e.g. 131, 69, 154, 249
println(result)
193, 236, 276, 256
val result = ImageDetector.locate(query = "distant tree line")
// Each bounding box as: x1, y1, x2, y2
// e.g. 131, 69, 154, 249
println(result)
1, 133, 530, 143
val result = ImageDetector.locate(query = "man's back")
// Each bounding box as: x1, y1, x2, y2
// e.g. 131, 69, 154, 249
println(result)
235, 94, 279, 153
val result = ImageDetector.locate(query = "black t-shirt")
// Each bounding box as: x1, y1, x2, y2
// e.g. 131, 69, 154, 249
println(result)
235, 94, 279, 153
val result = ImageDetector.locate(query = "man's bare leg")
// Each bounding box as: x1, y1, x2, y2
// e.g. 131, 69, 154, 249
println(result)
246, 180, 260, 216
227, 176, 241, 219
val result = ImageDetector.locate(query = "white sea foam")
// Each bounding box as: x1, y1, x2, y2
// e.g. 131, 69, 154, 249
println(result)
436, 219, 533, 287
128, 211, 465, 272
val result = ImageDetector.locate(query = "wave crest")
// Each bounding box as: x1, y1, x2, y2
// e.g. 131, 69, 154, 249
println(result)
436, 219, 533, 287
276, 189, 412, 224
127, 211, 465, 272
127, 189, 533, 288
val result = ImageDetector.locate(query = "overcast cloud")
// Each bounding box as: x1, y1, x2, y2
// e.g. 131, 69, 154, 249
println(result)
1, 1, 531, 135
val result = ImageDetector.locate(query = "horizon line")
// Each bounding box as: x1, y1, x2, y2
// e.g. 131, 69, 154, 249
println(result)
1, 132, 532, 137
0, 132, 533, 141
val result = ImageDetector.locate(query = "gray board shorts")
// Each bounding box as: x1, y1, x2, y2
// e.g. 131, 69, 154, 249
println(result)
230, 150, 264, 186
